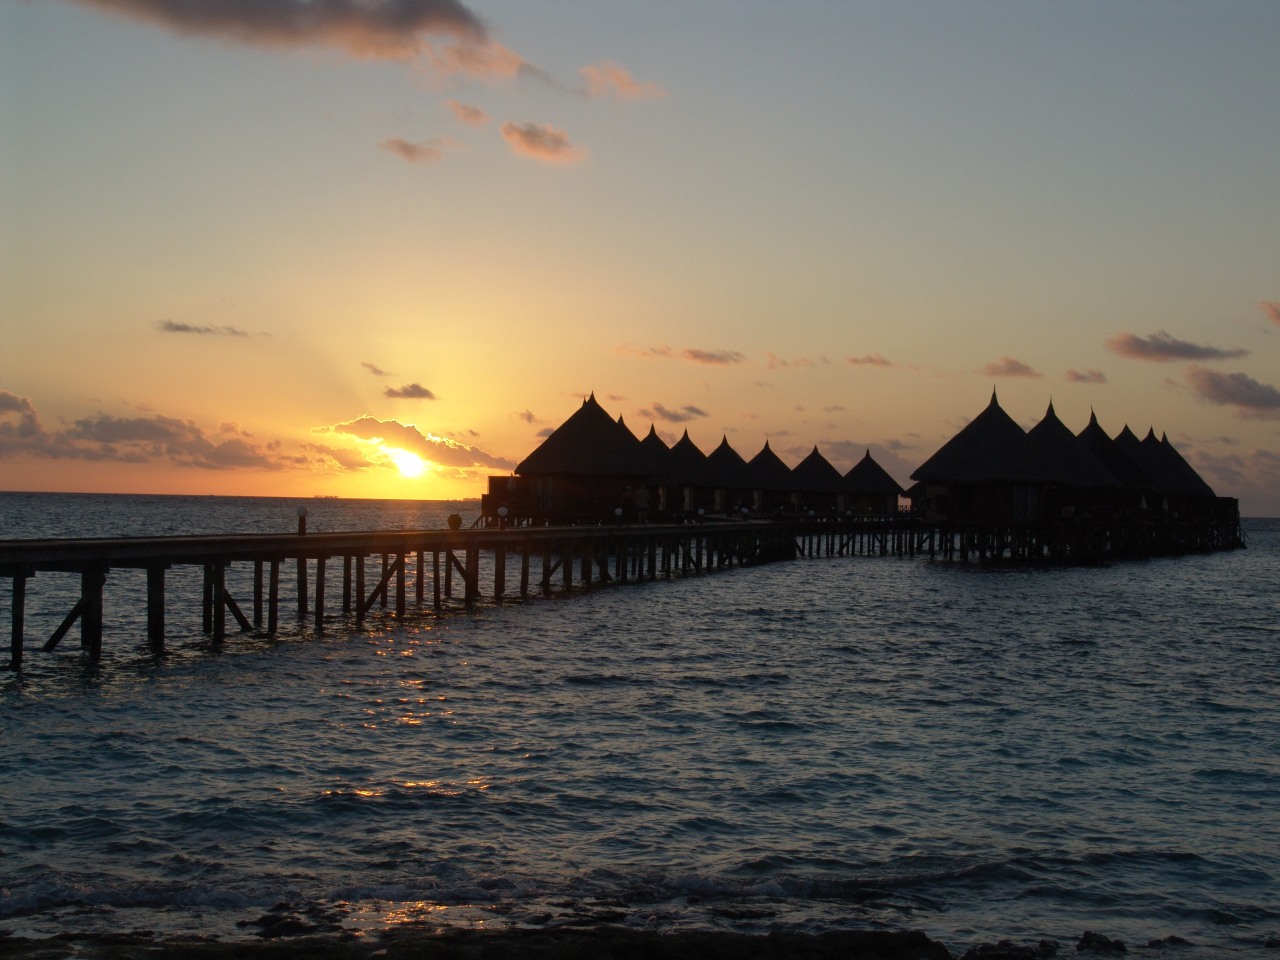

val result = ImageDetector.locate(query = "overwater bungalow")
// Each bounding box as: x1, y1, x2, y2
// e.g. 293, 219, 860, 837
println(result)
845, 450, 904, 516
909, 391, 1235, 530
484, 395, 903, 524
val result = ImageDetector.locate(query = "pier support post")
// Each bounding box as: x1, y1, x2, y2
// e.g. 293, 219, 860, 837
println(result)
211, 562, 226, 643
9, 573, 27, 670
253, 561, 264, 629
80, 567, 106, 661
342, 556, 353, 613
268, 559, 280, 636
356, 555, 366, 627
146, 564, 165, 652
395, 552, 406, 619
297, 555, 308, 619
315, 556, 326, 633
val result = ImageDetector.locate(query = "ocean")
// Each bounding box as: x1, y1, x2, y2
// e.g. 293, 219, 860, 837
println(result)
1, 492, 1277, 957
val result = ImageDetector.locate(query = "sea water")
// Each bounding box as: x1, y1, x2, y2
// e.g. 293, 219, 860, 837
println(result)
1, 492, 1277, 956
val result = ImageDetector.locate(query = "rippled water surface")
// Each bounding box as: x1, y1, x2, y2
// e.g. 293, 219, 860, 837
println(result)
1, 494, 1277, 955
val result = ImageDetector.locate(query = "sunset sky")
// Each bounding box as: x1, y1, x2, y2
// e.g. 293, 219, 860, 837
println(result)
4, 0, 1280, 514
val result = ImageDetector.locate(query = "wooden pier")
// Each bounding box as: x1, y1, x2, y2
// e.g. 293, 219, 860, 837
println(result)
1, 521, 798, 668
1, 514, 1243, 669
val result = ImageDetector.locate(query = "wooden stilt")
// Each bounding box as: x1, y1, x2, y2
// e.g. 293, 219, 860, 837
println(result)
147, 564, 165, 651
268, 559, 280, 635
297, 554, 308, 619
314, 556, 326, 632
253, 560, 264, 629
10, 573, 27, 669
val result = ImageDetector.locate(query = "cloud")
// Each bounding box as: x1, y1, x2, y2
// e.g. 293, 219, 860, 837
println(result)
362, 361, 391, 377
327, 415, 514, 468
1259, 301, 1280, 326
500, 122, 586, 163
157, 319, 249, 336
1185, 365, 1280, 419
445, 99, 487, 125
301, 441, 376, 471
1, 394, 293, 470
983, 357, 1042, 378
619, 344, 674, 359
846, 353, 892, 367
766, 352, 819, 370
579, 61, 665, 101
384, 382, 436, 399
380, 137, 452, 164
66, 0, 488, 60
515, 409, 539, 424
639, 402, 708, 423
0, 390, 41, 439
418, 38, 531, 80
682, 348, 745, 366
1106, 330, 1249, 362
1065, 368, 1107, 384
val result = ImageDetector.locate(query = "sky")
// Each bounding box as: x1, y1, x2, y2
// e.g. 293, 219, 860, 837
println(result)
3, 0, 1280, 515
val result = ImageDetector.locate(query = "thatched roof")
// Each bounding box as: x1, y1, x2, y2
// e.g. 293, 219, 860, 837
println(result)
703, 436, 750, 489
792, 446, 845, 494
639, 424, 677, 486
668, 430, 709, 486
1113, 425, 1167, 491
910, 391, 1036, 484
1142, 429, 1216, 497
845, 450, 903, 495
1076, 412, 1150, 490
515, 394, 652, 477
1160, 433, 1216, 498
746, 441, 794, 491
1026, 402, 1118, 488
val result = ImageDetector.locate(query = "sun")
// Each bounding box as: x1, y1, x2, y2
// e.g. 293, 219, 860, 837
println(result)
384, 447, 427, 478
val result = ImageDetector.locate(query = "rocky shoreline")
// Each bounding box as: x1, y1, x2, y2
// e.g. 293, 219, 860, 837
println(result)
3, 925, 1275, 960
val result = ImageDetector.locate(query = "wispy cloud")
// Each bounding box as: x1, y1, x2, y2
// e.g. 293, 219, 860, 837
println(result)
983, 357, 1042, 378
619, 344, 674, 359
1065, 368, 1107, 384
579, 61, 665, 101
1106, 330, 1249, 362
501, 122, 586, 163
445, 99, 487, 125
157, 319, 249, 336
765, 352, 819, 370
1259, 301, 1280, 326
846, 353, 892, 367
621, 345, 743, 365
362, 361, 391, 377
1185, 365, 1280, 419
418, 39, 531, 81
64, 0, 488, 60
639, 402, 708, 423
380, 137, 452, 164
384, 383, 436, 399
683, 348, 745, 366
